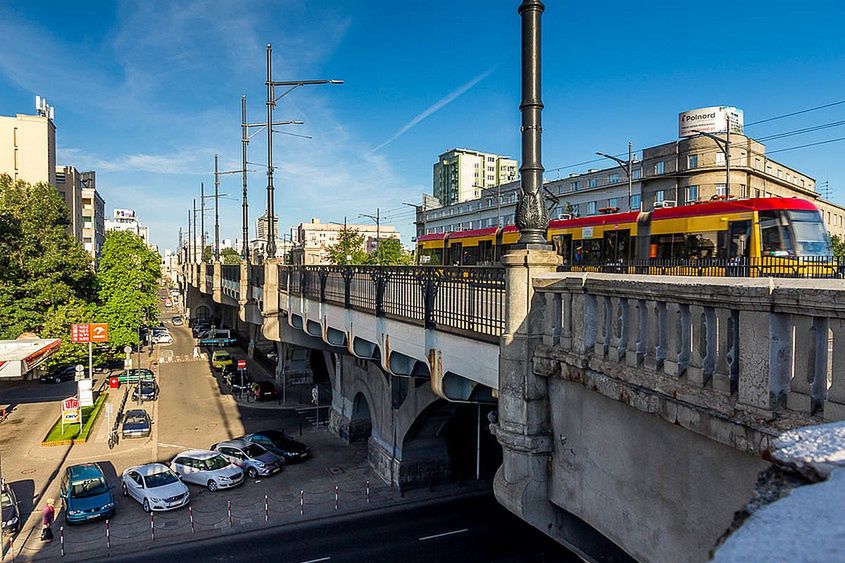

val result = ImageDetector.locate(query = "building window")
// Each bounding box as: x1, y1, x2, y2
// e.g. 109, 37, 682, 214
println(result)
608, 198, 618, 209
738, 184, 748, 199
630, 194, 641, 210
570, 204, 579, 216
715, 153, 726, 165
655, 190, 665, 203
686, 185, 699, 203
488, 156, 495, 162
654, 161, 665, 175
632, 168, 642, 179
715, 184, 727, 197
588, 178, 598, 188
608, 173, 620, 184
688, 155, 699, 169
570, 181, 580, 191
585, 201, 597, 215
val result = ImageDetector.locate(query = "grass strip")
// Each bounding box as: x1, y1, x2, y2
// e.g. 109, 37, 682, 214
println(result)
41, 391, 108, 446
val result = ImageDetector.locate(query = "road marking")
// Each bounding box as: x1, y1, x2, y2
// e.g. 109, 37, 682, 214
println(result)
299, 558, 331, 563
157, 442, 193, 450
418, 528, 469, 541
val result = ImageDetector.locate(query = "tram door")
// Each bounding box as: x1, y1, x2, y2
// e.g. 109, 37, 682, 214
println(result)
553, 234, 573, 264
603, 230, 631, 262
728, 221, 751, 259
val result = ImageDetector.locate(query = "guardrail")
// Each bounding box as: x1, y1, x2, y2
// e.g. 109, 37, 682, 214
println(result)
280, 266, 505, 342
559, 256, 845, 278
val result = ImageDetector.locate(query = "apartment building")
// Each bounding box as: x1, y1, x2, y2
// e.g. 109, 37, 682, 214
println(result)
0, 108, 56, 186
433, 148, 518, 206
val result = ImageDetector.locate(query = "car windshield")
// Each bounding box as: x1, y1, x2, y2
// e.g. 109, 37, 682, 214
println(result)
789, 210, 833, 256
202, 455, 231, 470
70, 477, 109, 498
215, 353, 231, 360
242, 444, 267, 458
140, 382, 155, 390
145, 470, 179, 488
1, 491, 12, 507
125, 415, 148, 425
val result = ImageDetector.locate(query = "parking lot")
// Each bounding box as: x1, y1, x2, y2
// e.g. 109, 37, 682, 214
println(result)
0, 302, 451, 562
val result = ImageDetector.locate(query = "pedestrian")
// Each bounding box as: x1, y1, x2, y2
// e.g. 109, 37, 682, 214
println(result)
41, 498, 55, 542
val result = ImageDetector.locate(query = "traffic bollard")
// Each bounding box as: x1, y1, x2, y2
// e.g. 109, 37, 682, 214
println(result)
334, 485, 339, 510
189, 506, 195, 534
228, 500, 233, 527
106, 519, 111, 549
60, 526, 64, 557
264, 494, 269, 522
366, 480, 370, 504
10, 537, 15, 563
300, 490, 304, 516
150, 513, 155, 541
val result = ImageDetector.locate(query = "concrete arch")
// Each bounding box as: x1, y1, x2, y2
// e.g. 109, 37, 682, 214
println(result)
194, 304, 212, 322
349, 392, 372, 442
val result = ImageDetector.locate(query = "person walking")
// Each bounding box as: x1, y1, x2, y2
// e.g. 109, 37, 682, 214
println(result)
41, 498, 55, 542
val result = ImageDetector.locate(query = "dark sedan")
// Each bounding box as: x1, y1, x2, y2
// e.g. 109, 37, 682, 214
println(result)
131, 381, 159, 401
252, 381, 279, 402
243, 430, 309, 462
1, 480, 20, 534
121, 409, 152, 438
39, 366, 77, 384
225, 369, 254, 394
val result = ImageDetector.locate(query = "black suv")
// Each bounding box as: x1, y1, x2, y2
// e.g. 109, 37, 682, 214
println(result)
39, 366, 77, 384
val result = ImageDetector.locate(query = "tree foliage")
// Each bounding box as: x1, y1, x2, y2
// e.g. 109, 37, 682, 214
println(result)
97, 230, 161, 349
0, 175, 96, 341
371, 236, 412, 266
221, 247, 241, 265
832, 234, 845, 261
327, 227, 368, 265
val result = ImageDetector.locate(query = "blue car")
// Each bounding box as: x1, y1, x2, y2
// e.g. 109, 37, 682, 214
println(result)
131, 381, 159, 402
60, 463, 115, 524
122, 409, 152, 438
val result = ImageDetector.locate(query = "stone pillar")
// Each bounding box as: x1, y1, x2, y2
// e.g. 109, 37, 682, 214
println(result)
493, 247, 560, 529
212, 262, 222, 303
824, 318, 845, 420
738, 310, 791, 412
261, 261, 281, 342
608, 296, 626, 363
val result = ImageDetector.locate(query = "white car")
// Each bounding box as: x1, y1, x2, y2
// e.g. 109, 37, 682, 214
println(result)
152, 332, 173, 344
170, 450, 244, 491
121, 463, 190, 512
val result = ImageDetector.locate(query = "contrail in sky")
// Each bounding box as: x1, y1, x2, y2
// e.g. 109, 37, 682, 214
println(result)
368, 67, 495, 154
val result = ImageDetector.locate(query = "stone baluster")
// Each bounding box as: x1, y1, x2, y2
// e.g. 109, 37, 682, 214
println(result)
738, 310, 791, 412
560, 291, 573, 351
664, 302, 690, 377
542, 292, 561, 347
625, 298, 645, 367
644, 301, 666, 371
824, 318, 845, 421
687, 305, 706, 384
788, 315, 829, 413
593, 295, 611, 359
713, 308, 738, 394
571, 292, 592, 356
608, 296, 627, 363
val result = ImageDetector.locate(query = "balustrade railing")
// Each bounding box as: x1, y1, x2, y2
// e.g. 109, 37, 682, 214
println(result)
535, 273, 845, 426
559, 256, 845, 279
221, 264, 241, 282
279, 265, 505, 342
250, 265, 265, 287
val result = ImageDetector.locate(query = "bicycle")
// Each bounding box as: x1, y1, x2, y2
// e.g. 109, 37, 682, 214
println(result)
108, 429, 119, 450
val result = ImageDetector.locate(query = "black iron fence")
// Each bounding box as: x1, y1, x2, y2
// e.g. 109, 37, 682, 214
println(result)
222, 265, 241, 282
559, 256, 845, 279
250, 265, 265, 287
279, 266, 505, 342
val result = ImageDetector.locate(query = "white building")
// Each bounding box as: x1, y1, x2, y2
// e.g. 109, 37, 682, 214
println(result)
105, 208, 152, 247
433, 148, 518, 206
293, 217, 399, 265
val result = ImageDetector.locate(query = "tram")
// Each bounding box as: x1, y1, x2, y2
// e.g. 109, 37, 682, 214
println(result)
415, 198, 834, 270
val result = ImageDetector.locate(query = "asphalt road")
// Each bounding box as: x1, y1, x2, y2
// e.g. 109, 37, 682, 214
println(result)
95, 493, 577, 563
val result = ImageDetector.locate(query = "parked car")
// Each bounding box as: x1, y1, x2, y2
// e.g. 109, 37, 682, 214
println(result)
243, 430, 309, 462
170, 450, 244, 491
265, 351, 279, 364
211, 439, 283, 479
1, 479, 20, 534
39, 366, 77, 384
93, 358, 124, 374
223, 367, 253, 392
252, 381, 280, 402
131, 381, 159, 401
152, 332, 173, 344
114, 369, 155, 384
121, 409, 152, 438
60, 463, 115, 524
171, 316, 183, 326
211, 350, 233, 370
121, 463, 190, 513
191, 322, 211, 337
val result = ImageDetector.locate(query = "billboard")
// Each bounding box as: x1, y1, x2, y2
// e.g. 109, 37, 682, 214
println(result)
114, 208, 136, 219
679, 106, 744, 138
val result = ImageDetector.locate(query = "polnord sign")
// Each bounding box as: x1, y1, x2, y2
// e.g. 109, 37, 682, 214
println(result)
678, 106, 744, 138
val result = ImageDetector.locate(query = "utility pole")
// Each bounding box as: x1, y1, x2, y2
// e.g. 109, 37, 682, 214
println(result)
192, 199, 197, 263
596, 141, 634, 210
214, 154, 220, 261
200, 183, 206, 261
692, 128, 731, 199
241, 96, 250, 261
360, 209, 381, 264
263, 43, 343, 258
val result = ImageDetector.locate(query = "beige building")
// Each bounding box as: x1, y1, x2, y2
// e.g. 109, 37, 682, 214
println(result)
256, 213, 278, 241
0, 111, 57, 186
433, 148, 518, 206
293, 218, 399, 265
55, 166, 83, 241
80, 171, 105, 264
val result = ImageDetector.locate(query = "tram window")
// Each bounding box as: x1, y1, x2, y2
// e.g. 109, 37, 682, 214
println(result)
759, 211, 795, 257
728, 221, 751, 259
603, 230, 631, 262
554, 234, 573, 263
478, 240, 495, 265
576, 238, 602, 262
685, 232, 718, 259
650, 234, 686, 259
462, 246, 480, 266
788, 210, 832, 256
449, 243, 463, 265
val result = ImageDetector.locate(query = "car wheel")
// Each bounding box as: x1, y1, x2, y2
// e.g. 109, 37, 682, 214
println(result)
142, 498, 150, 513
122, 482, 128, 497
207, 480, 218, 492
247, 467, 258, 479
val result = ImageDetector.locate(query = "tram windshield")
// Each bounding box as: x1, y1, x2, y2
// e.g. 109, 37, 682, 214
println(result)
760, 210, 832, 257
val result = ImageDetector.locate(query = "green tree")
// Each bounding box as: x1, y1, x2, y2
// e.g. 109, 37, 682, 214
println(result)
221, 247, 241, 264
327, 227, 368, 265
0, 175, 97, 340
832, 234, 845, 261
371, 236, 412, 266
97, 230, 161, 349
202, 245, 212, 262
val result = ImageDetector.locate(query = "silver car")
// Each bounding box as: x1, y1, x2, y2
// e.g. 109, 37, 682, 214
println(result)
121, 463, 190, 512
170, 450, 244, 492
212, 439, 283, 479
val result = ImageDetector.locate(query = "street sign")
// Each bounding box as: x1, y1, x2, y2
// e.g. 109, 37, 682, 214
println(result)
62, 397, 80, 431
237, 359, 247, 370
71, 324, 91, 343
63, 397, 79, 410
90, 323, 109, 343
78, 379, 93, 407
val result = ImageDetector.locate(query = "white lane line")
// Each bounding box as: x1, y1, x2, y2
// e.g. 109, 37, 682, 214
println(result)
157, 442, 193, 450
418, 528, 469, 541
299, 558, 331, 563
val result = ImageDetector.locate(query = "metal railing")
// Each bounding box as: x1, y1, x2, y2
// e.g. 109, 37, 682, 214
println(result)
250, 265, 265, 287
222, 265, 241, 282
559, 256, 845, 278
280, 266, 505, 342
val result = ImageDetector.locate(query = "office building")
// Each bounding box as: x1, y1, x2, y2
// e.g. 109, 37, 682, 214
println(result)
55, 165, 83, 241
0, 99, 57, 186
105, 208, 152, 246
433, 148, 517, 206
257, 213, 278, 241
80, 171, 105, 264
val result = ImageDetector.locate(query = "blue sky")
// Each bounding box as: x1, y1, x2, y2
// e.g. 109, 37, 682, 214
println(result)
2, 0, 845, 251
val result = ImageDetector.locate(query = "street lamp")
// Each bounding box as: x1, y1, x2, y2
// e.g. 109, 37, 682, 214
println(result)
596, 141, 634, 210
359, 209, 381, 265
264, 43, 343, 259
402, 202, 427, 239
692, 129, 731, 199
